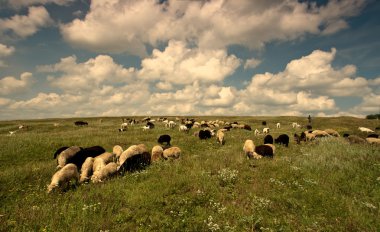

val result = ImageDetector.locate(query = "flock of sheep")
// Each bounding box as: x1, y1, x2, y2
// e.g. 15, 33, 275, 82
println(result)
47, 117, 379, 193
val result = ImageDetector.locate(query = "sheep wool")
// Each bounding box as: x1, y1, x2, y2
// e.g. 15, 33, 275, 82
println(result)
312, 130, 330, 137
119, 144, 148, 166
366, 137, 380, 145
92, 162, 118, 183
112, 145, 124, 160
324, 129, 340, 137
95, 152, 115, 164
79, 157, 94, 183
243, 139, 255, 158
92, 157, 106, 174
217, 130, 225, 145
47, 163, 79, 193
151, 145, 164, 162
57, 146, 81, 169
163, 147, 181, 159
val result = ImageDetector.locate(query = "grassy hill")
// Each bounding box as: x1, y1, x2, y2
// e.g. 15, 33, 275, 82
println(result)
0, 116, 379, 231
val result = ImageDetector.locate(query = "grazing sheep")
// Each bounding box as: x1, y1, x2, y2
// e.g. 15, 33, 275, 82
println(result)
151, 145, 164, 162
163, 147, 181, 159
56, 146, 82, 169
118, 144, 151, 173
262, 121, 267, 126
95, 152, 116, 164
168, 121, 176, 129
179, 124, 189, 132
74, 121, 88, 126
276, 123, 280, 129
304, 131, 316, 141
79, 157, 94, 183
312, 130, 330, 138
324, 129, 340, 137
199, 129, 212, 140
366, 137, 380, 145
216, 130, 225, 145
158, 134, 171, 146
264, 135, 273, 145
91, 162, 118, 183
263, 128, 270, 134
147, 122, 155, 129
306, 125, 313, 130
119, 122, 128, 132
112, 145, 123, 160
68, 146, 106, 170
92, 157, 107, 174
47, 163, 79, 193
275, 134, 290, 147
358, 127, 375, 133
243, 124, 252, 131
346, 135, 366, 144
292, 122, 301, 128
53, 146, 69, 159
255, 145, 274, 158
294, 133, 301, 144
8, 130, 17, 136
254, 129, 260, 136
367, 134, 379, 138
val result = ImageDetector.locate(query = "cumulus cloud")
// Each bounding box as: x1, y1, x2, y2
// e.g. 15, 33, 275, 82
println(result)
0, 43, 15, 57
244, 58, 261, 69
0, 72, 34, 95
0, 6, 53, 39
7, 0, 74, 8
39, 55, 136, 93
60, 0, 366, 56
138, 40, 240, 85
351, 93, 380, 114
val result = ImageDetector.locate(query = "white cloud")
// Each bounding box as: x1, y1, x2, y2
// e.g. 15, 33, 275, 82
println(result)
0, 43, 15, 57
351, 93, 380, 114
7, 0, 74, 8
0, 6, 53, 38
138, 40, 240, 85
244, 58, 261, 69
60, 0, 365, 55
39, 55, 136, 93
0, 72, 34, 95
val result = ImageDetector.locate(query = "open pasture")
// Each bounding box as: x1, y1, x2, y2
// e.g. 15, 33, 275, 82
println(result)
0, 116, 379, 231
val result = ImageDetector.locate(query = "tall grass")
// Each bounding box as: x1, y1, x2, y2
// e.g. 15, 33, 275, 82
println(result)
0, 116, 379, 231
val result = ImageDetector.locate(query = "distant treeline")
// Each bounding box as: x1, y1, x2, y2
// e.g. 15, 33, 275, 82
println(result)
366, 114, 380, 119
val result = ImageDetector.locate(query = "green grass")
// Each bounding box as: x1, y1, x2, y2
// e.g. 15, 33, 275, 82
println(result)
0, 116, 379, 231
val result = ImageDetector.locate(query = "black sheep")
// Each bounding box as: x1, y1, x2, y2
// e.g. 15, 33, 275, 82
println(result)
223, 126, 232, 131
67, 146, 106, 170
306, 125, 313, 130
275, 134, 290, 147
199, 130, 212, 140
294, 133, 301, 144
243, 124, 252, 131
158, 134, 171, 146
74, 121, 88, 126
255, 145, 273, 158
147, 122, 155, 129
118, 152, 151, 173
262, 121, 267, 126
367, 133, 379, 138
264, 134, 273, 144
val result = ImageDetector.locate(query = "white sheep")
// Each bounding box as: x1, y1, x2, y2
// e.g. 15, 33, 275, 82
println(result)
263, 128, 270, 134
47, 163, 79, 193
292, 122, 301, 128
179, 124, 189, 132
92, 157, 106, 174
163, 147, 181, 159
119, 122, 128, 131
254, 129, 260, 136
95, 152, 115, 164
358, 127, 375, 133
366, 137, 380, 145
79, 157, 94, 183
216, 130, 225, 145
276, 123, 281, 129
151, 145, 164, 162
91, 162, 118, 183
112, 145, 123, 161
57, 146, 82, 169
142, 125, 150, 131
168, 121, 176, 129
243, 140, 262, 159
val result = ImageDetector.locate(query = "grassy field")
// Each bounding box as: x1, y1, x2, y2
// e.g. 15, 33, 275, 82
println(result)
0, 116, 379, 231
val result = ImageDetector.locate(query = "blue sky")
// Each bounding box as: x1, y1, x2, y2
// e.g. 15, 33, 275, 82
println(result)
0, 0, 379, 120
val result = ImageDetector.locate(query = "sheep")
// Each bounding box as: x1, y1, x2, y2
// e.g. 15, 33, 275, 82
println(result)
74, 121, 88, 126
112, 145, 123, 160
262, 121, 267, 126
142, 125, 150, 131
163, 147, 181, 159
119, 122, 128, 132
79, 157, 94, 183
294, 133, 301, 144
366, 137, 380, 145
324, 129, 340, 137
179, 124, 189, 132
95, 152, 116, 164
263, 128, 270, 134
243, 139, 260, 159
243, 125, 252, 131
53, 146, 69, 159
8, 130, 17, 136
345, 135, 366, 144
92, 157, 106, 174
118, 144, 151, 173
292, 122, 301, 128
254, 129, 260, 136
168, 121, 176, 129
56, 146, 82, 169
274, 134, 290, 147
312, 130, 330, 138
67, 146, 106, 170
91, 162, 118, 183
303, 131, 316, 141
367, 134, 379, 138
263, 135, 273, 145
47, 163, 79, 193
276, 123, 280, 129
199, 129, 212, 140
216, 130, 225, 145
158, 134, 171, 146
306, 125, 313, 130
255, 145, 274, 158
151, 145, 164, 162
147, 122, 155, 129
358, 127, 375, 133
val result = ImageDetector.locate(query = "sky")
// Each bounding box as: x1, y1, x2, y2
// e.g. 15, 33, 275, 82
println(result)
0, 0, 380, 120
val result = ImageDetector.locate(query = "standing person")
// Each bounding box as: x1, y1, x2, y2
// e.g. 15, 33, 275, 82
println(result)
308, 115, 312, 124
